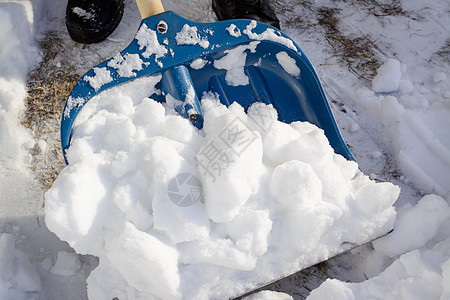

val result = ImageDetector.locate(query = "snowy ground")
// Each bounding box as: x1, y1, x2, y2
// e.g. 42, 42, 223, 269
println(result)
0, 0, 449, 299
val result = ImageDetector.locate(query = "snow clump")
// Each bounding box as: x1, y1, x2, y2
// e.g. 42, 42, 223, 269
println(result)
276, 51, 300, 77
45, 74, 400, 299
372, 59, 402, 93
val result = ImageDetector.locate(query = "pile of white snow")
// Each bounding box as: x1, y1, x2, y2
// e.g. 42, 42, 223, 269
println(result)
0, 1, 40, 213
0, 3, 42, 299
45, 69, 400, 298
0, 1, 110, 299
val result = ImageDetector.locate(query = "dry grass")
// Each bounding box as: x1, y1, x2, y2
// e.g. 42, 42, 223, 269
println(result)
339, 0, 405, 17
277, 0, 410, 82
434, 38, 450, 64
317, 6, 381, 82
23, 31, 79, 188
276, 1, 382, 82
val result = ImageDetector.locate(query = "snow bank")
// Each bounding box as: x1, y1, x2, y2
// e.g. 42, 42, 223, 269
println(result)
0, 2, 40, 212
0, 3, 43, 298
45, 68, 400, 298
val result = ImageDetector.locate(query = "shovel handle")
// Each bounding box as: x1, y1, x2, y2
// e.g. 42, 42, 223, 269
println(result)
136, 0, 165, 19
134, 0, 204, 129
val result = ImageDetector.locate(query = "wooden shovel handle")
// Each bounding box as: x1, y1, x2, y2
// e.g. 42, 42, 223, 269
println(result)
136, 0, 165, 19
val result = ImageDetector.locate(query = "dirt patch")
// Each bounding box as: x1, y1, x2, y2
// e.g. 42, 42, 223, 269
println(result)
339, 0, 405, 17
434, 38, 450, 64
23, 31, 78, 188
317, 6, 381, 82
275, 1, 383, 82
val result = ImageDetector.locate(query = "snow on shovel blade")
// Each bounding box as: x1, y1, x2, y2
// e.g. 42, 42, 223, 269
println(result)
60, 11, 354, 165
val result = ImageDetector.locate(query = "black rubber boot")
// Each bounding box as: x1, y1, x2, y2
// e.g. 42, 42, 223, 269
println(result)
212, 0, 280, 29
66, 0, 124, 44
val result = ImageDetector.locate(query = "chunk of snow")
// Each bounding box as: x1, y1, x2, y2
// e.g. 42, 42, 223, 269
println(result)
105, 222, 181, 299
197, 109, 262, 222
50, 251, 81, 276
190, 58, 207, 69
243, 20, 297, 51
307, 279, 355, 300
0, 5, 43, 296
350, 122, 360, 132
213, 42, 259, 86
371, 151, 382, 159
372, 194, 450, 258
175, 24, 209, 49
135, 23, 168, 59
276, 51, 300, 77
107, 53, 144, 77
83, 67, 113, 92
226, 24, 241, 37
399, 79, 414, 94
63, 96, 85, 119
432, 72, 447, 83
372, 59, 402, 93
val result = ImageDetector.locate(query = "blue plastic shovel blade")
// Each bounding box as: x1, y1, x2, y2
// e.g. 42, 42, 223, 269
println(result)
61, 11, 354, 164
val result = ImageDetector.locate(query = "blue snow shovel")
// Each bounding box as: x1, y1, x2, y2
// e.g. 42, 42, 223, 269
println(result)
59, 0, 367, 297
60, 0, 354, 164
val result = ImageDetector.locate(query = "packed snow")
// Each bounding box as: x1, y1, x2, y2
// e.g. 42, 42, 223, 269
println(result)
83, 67, 113, 91
0, 2, 42, 298
243, 20, 296, 51
45, 75, 399, 298
276, 51, 300, 77
213, 42, 259, 86
1, 0, 449, 299
107, 53, 145, 78
175, 24, 210, 49
135, 23, 168, 61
